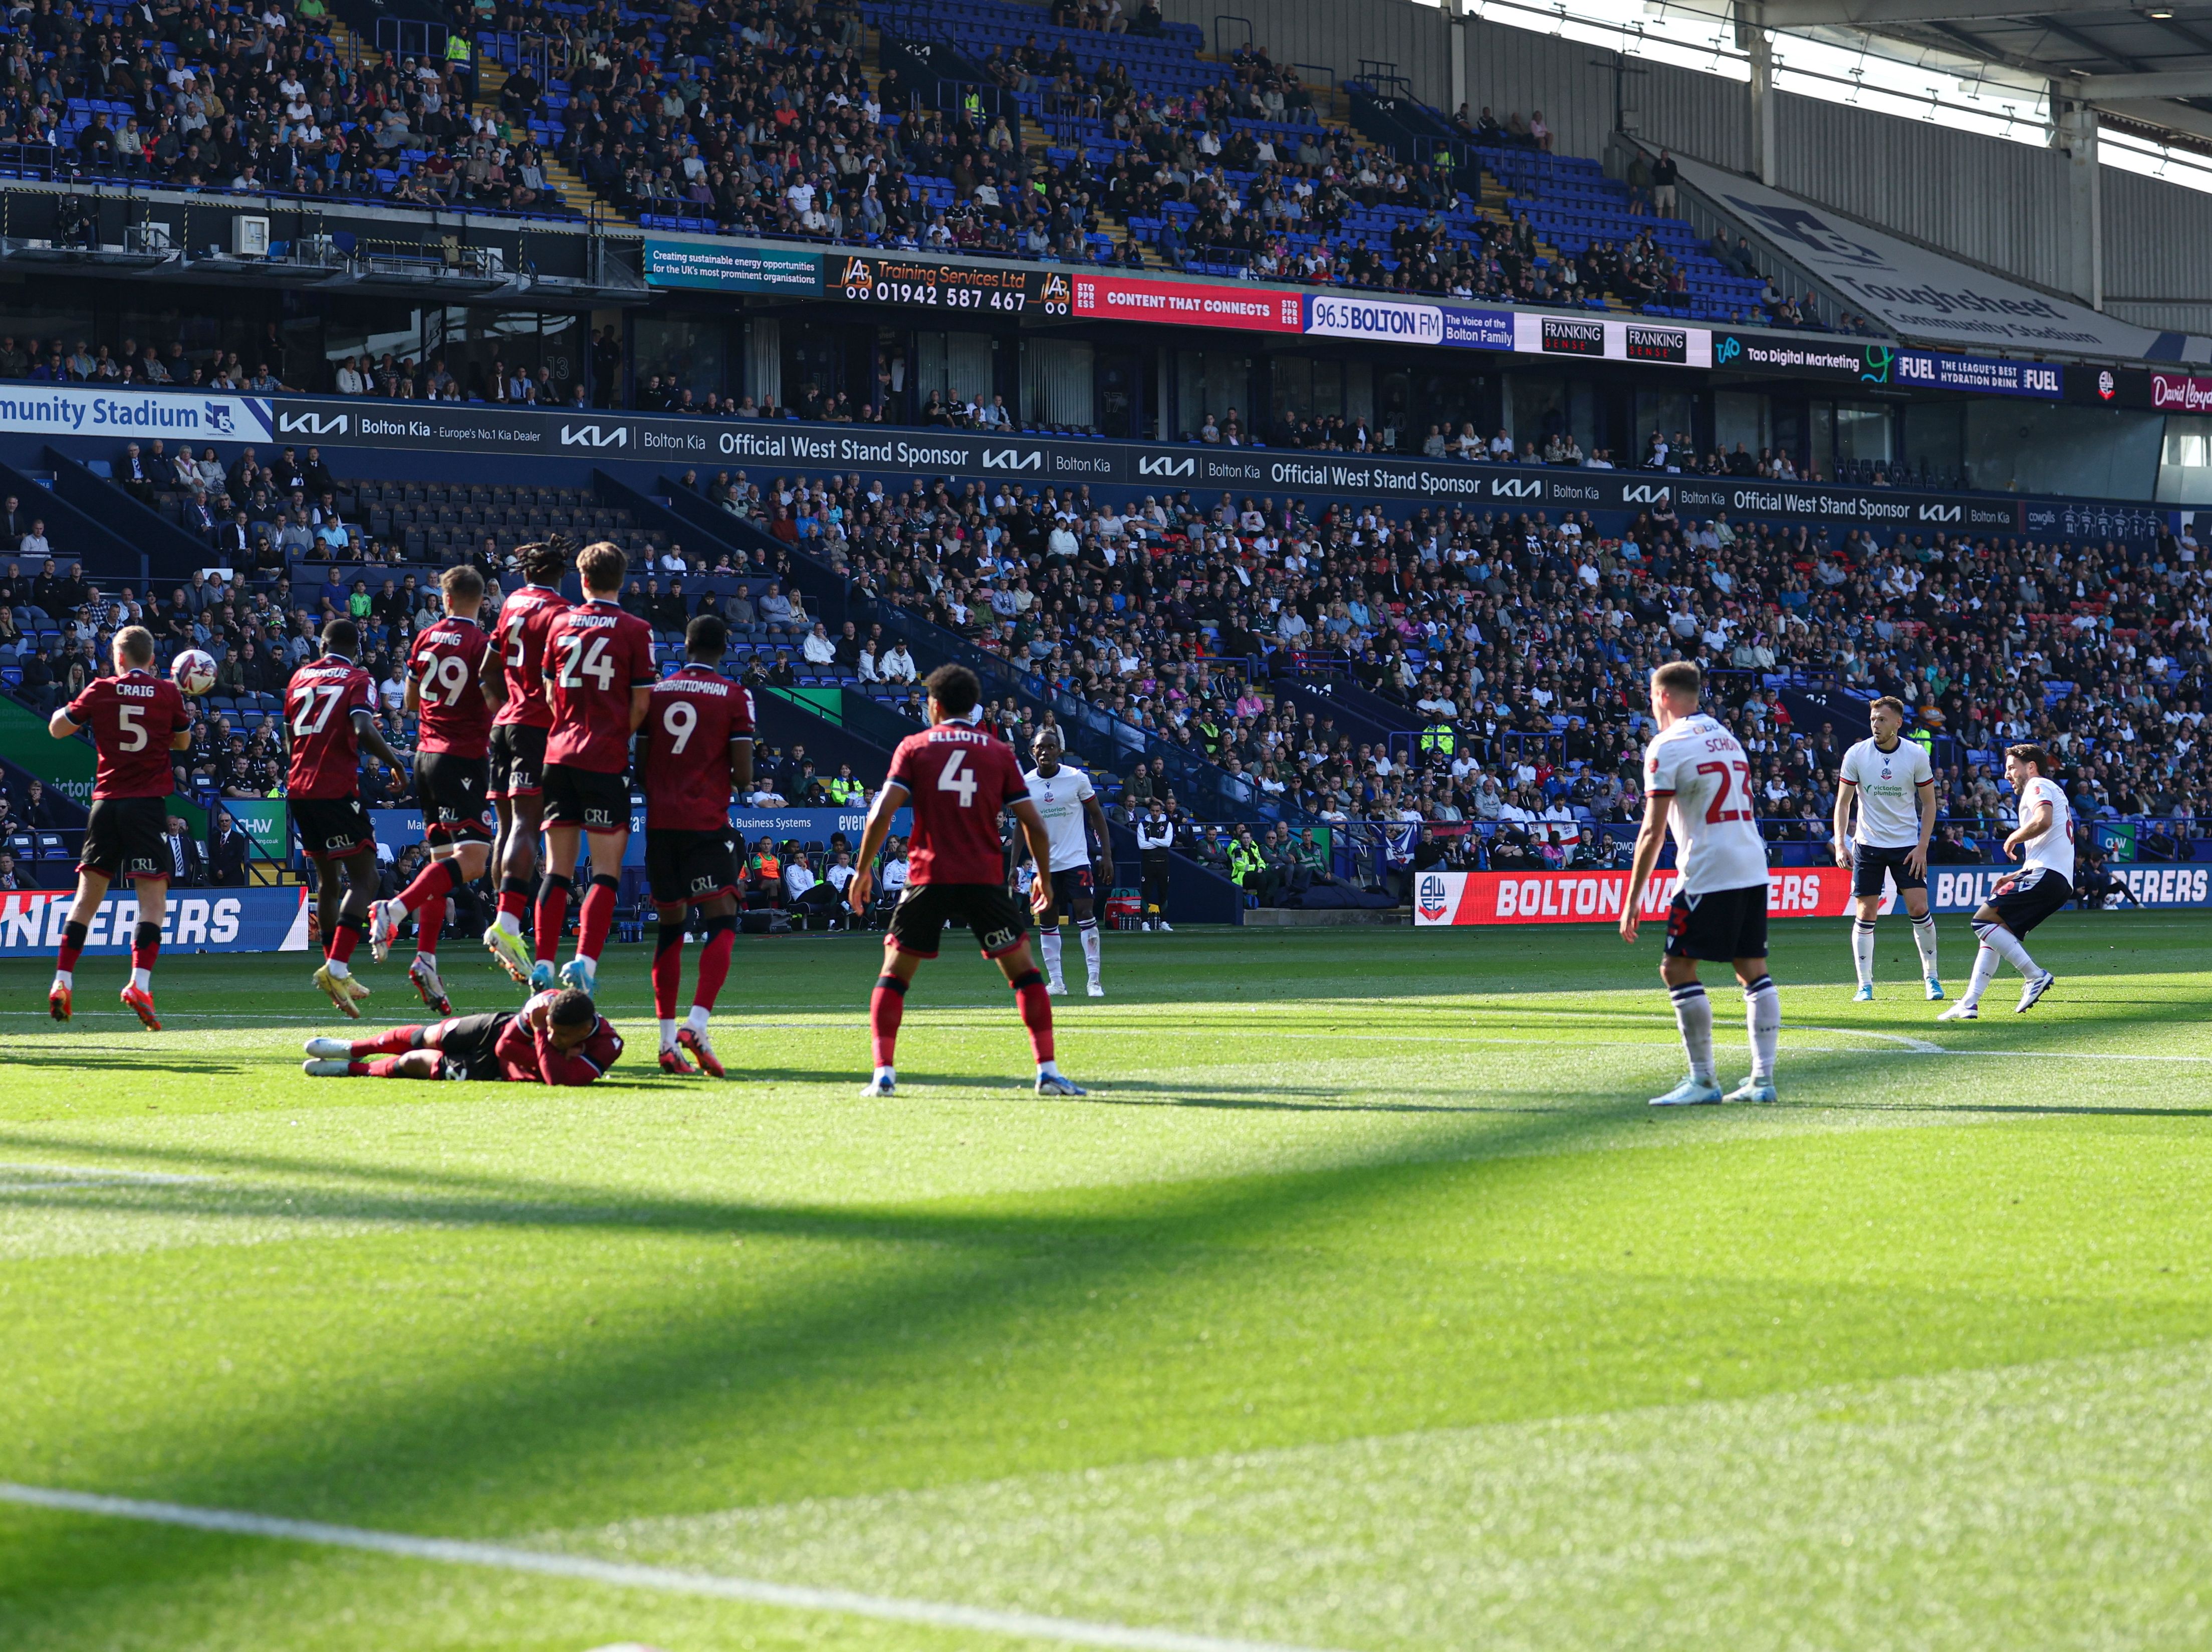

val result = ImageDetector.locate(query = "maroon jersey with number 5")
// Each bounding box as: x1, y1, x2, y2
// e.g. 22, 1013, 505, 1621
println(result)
543, 599, 657, 773
493, 583, 570, 732
67, 669, 190, 798
284, 654, 377, 800
642, 665, 756, 831
887, 721, 1027, 885
407, 615, 495, 758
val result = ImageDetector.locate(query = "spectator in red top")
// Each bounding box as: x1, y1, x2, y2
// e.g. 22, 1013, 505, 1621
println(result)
302, 988, 623, 1085
845, 662, 1082, 1097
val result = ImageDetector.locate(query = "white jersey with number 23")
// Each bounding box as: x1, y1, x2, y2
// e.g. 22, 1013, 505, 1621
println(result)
1642, 713, 1771, 896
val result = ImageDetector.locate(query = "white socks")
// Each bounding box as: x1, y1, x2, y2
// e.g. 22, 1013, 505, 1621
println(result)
1079, 919, 1101, 983
685, 1004, 709, 1034
1851, 920, 1876, 988
1982, 923, 2037, 976
1038, 1058, 1063, 1079
658, 1017, 678, 1049
130, 967, 152, 992
1669, 982, 1714, 1084
53, 969, 72, 989
1743, 975, 1780, 1081
1041, 927, 1064, 981
1960, 945, 2002, 1010
1911, 914, 1939, 978
496, 910, 522, 935
326, 957, 351, 979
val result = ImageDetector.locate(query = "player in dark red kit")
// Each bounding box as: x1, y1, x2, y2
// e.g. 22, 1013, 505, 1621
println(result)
639, 613, 754, 1076
286, 617, 410, 1017
534, 540, 656, 995
368, 564, 505, 1014
483, 540, 572, 985
845, 663, 1082, 1097
301, 987, 623, 1084
45, 626, 192, 1028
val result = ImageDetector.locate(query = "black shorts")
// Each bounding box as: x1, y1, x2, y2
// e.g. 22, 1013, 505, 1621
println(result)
887, 881, 1031, 960
1987, 867, 2074, 936
1664, 881, 1770, 962
488, 723, 548, 801
415, 752, 495, 846
646, 826, 740, 904
80, 796, 167, 881
542, 763, 632, 831
430, 1011, 514, 1081
292, 795, 377, 862
1039, 864, 1095, 922
1852, 841, 1926, 897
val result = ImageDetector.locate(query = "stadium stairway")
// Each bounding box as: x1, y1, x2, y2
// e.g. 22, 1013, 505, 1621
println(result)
0, 458, 167, 586
1269, 677, 1413, 753
471, 54, 603, 220
43, 448, 225, 588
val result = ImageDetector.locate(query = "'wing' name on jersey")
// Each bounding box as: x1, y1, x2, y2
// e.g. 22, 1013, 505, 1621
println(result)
1642, 714, 1770, 895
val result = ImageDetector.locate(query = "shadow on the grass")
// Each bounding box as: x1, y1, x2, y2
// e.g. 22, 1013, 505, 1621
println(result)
4, 959, 2212, 1640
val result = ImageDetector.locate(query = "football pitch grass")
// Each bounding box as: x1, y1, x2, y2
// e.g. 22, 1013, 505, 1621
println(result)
2, 913, 2211, 1651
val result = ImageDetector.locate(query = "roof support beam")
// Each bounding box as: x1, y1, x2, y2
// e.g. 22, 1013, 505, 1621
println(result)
1760, 0, 2125, 26
2074, 68, 2212, 98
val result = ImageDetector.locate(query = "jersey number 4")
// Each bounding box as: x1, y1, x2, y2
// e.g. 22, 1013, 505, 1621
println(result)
556, 635, 615, 691
938, 750, 977, 807
1695, 759, 1754, 823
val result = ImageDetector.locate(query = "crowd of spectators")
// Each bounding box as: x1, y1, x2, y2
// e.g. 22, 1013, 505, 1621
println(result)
7, 0, 568, 214
712, 460, 2212, 868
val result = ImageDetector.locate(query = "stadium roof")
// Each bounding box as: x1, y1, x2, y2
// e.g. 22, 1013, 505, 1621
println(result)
1751, 0, 2212, 145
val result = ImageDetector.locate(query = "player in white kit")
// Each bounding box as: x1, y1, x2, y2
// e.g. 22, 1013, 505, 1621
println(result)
1832, 695, 1943, 1001
1620, 661, 1782, 1106
1023, 728, 1113, 997
1939, 743, 2070, 1020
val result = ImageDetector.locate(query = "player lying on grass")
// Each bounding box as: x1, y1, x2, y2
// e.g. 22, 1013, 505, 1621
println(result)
844, 662, 1083, 1098
302, 987, 622, 1083
47, 625, 192, 1029
1620, 659, 1782, 1107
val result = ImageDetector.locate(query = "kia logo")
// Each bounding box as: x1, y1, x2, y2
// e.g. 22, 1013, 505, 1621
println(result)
1139, 455, 1196, 478
561, 423, 629, 448
1490, 477, 1540, 498
279, 411, 348, 434
1622, 484, 1672, 504
982, 447, 1042, 471
1918, 504, 1961, 522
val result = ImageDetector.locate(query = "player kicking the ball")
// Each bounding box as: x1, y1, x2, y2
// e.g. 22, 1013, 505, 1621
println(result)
845, 664, 1082, 1097
368, 565, 505, 1013
639, 614, 754, 1076
1022, 727, 1112, 997
1939, 743, 2071, 1021
46, 627, 192, 1027
303, 987, 622, 1084
534, 541, 656, 996
1621, 660, 1782, 1106
1833, 695, 1943, 1001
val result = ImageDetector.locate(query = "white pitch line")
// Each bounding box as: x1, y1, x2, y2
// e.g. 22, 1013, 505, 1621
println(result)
0, 1482, 1343, 1652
